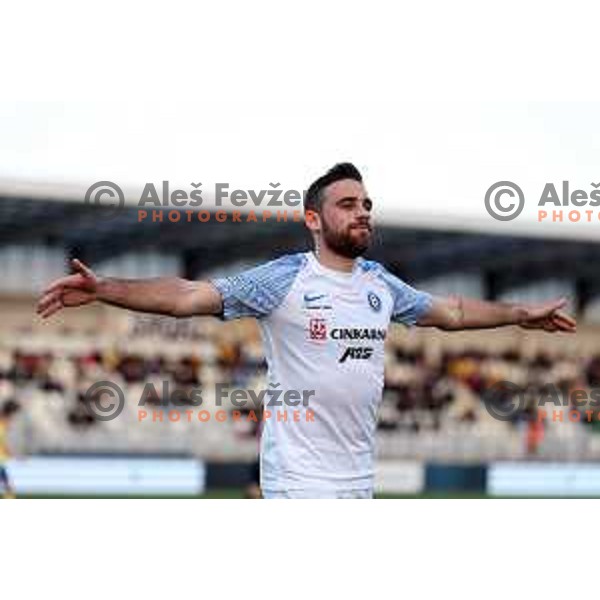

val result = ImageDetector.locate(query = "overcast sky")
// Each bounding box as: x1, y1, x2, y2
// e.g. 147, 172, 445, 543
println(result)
1, 101, 599, 240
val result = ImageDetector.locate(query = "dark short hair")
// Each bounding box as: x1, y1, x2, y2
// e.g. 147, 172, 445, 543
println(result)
304, 162, 363, 212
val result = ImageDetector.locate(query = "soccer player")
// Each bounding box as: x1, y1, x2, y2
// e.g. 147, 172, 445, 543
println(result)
0, 400, 20, 499
36, 163, 576, 499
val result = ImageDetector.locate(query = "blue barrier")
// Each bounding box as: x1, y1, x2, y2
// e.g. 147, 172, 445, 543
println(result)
425, 463, 487, 492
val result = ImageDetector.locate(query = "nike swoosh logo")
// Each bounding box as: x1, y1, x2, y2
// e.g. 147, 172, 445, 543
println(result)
304, 294, 327, 303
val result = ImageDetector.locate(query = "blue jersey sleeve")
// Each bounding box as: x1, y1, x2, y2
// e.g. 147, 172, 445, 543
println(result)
210, 253, 306, 320
361, 260, 432, 326
381, 269, 432, 326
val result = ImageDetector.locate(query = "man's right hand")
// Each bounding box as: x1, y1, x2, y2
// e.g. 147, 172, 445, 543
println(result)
36, 259, 99, 319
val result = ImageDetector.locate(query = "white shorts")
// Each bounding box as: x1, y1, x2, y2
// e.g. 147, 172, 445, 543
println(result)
263, 488, 373, 499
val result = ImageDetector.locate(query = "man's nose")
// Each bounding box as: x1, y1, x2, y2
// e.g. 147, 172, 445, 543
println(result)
356, 204, 371, 219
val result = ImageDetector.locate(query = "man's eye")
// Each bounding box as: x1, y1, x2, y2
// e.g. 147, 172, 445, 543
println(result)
364, 200, 373, 211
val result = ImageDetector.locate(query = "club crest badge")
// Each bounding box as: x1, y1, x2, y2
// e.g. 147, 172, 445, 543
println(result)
367, 291, 382, 313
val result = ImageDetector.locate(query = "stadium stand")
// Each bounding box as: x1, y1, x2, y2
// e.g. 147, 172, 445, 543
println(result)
3, 192, 600, 464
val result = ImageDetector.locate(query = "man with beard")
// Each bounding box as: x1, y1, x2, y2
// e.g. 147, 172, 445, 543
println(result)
36, 163, 576, 499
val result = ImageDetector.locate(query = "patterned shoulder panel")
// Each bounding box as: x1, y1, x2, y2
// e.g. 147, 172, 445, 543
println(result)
210, 253, 308, 320
357, 258, 433, 326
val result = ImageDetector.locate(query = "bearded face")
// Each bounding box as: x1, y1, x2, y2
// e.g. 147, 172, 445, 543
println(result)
317, 179, 373, 258
320, 210, 372, 258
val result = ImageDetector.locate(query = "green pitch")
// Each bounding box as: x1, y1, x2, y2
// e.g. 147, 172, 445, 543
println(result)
11, 490, 545, 499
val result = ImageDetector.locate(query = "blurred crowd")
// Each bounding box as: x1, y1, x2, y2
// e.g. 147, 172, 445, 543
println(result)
2, 322, 600, 459
0, 335, 265, 425
381, 347, 600, 430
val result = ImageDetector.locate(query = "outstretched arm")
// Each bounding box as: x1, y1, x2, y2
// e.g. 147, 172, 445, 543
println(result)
36, 259, 223, 319
417, 295, 576, 333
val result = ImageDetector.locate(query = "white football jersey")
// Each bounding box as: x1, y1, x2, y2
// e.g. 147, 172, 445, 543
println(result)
212, 252, 432, 493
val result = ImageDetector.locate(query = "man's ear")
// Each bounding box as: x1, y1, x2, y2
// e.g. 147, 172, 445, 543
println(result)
304, 210, 321, 232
